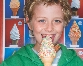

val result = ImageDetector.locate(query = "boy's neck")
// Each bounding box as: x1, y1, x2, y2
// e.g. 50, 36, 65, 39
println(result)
33, 43, 41, 52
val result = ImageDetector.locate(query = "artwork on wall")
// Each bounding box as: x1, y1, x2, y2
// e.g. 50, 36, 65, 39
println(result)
1, 0, 83, 63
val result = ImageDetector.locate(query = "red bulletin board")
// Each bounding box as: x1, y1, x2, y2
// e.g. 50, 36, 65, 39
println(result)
0, 0, 3, 63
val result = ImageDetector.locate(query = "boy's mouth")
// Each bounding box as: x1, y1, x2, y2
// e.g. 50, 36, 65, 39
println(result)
41, 34, 55, 42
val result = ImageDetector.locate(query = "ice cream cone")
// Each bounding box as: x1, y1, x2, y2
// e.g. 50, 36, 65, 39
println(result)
11, 8, 19, 16
41, 57, 55, 66
12, 39, 18, 45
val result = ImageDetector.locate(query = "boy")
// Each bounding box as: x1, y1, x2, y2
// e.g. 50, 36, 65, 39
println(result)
0, 0, 83, 66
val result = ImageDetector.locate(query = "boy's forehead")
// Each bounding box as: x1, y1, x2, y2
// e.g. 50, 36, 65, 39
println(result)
32, 3, 63, 19
33, 3, 62, 13
34, 3, 61, 10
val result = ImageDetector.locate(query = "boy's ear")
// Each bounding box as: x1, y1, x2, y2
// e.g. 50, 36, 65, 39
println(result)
27, 22, 33, 30
25, 16, 33, 30
25, 16, 29, 23
25, 16, 32, 30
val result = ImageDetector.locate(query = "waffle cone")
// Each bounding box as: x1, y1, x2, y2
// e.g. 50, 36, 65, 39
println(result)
72, 11, 77, 16
41, 57, 55, 66
12, 39, 18, 45
11, 8, 19, 16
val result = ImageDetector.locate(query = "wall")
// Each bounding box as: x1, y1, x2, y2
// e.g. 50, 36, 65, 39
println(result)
0, 0, 3, 63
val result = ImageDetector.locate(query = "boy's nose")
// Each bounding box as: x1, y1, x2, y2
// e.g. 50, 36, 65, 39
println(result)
45, 23, 54, 32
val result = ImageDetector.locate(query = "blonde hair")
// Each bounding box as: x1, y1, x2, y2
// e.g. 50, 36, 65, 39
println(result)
24, 0, 71, 26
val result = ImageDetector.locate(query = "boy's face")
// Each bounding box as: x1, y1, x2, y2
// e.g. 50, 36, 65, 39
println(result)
28, 4, 64, 45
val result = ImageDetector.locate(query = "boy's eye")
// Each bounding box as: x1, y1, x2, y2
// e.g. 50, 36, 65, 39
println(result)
54, 20, 61, 23
38, 20, 45, 22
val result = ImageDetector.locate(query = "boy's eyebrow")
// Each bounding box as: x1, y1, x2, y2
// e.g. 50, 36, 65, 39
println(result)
36, 17, 63, 19
36, 17, 46, 18
35, 17, 64, 21
54, 17, 64, 20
